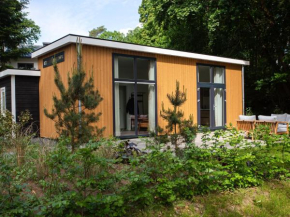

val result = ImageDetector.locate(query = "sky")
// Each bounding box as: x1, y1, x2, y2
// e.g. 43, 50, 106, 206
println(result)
26, 0, 142, 44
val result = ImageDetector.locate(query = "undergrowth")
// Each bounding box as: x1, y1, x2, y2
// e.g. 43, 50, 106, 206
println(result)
0, 124, 290, 216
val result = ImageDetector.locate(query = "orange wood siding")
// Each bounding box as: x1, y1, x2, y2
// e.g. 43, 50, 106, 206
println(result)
38, 44, 76, 138
38, 44, 242, 138
156, 55, 197, 130
225, 64, 243, 126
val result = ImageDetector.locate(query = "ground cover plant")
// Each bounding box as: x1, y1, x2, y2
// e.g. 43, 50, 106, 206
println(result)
1, 121, 290, 216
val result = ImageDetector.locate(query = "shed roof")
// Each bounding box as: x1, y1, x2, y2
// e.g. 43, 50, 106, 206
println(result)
31, 34, 250, 66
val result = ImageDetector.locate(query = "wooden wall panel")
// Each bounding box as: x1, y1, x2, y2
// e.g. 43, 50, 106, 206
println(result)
156, 55, 197, 130
38, 44, 76, 138
38, 43, 242, 138
225, 64, 243, 126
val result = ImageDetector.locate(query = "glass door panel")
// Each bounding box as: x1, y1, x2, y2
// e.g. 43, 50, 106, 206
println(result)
214, 88, 224, 127
114, 82, 136, 136
136, 83, 156, 135
200, 88, 211, 127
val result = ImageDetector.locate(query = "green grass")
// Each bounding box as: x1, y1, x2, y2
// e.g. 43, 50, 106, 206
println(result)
135, 180, 290, 217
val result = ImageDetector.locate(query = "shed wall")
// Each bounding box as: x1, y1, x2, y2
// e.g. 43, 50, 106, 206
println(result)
38, 44, 243, 138
15, 76, 40, 134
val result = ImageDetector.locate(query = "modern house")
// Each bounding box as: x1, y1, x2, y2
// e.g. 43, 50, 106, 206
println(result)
0, 34, 250, 138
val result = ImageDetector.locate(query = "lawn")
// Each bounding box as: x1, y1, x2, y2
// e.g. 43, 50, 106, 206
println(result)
139, 180, 290, 217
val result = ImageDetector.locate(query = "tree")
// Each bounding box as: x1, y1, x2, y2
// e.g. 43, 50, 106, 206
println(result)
139, 0, 290, 114
89, 25, 166, 47
160, 81, 187, 151
0, 0, 40, 70
98, 30, 126, 42
89, 26, 107, 38
44, 38, 104, 152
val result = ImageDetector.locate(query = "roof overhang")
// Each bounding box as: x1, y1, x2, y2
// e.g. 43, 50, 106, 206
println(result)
0, 69, 41, 78
32, 34, 250, 66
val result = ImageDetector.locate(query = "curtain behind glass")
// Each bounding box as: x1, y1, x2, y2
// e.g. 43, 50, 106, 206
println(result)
214, 88, 223, 127
148, 61, 155, 131
213, 67, 224, 83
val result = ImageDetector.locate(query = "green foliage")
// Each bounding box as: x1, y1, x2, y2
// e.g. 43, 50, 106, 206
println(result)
0, 110, 34, 166
88, 25, 107, 37
245, 107, 254, 116
180, 115, 198, 143
89, 24, 168, 48
160, 80, 186, 136
0, 0, 40, 70
160, 81, 197, 151
1, 125, 290, 216
44, 38, 104, 152
138, 0, 290, 113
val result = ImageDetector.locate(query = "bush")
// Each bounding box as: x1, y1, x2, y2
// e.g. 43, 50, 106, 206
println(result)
0, 126, 290, 216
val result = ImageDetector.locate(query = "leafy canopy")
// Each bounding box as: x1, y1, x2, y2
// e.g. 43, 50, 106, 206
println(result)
138, 0, 290, 113
0, 0, 40, 70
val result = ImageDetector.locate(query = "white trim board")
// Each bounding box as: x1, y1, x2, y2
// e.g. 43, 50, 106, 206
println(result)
11, 75, 16, 122
32, 34, 250, 66
0, 69, 41, 78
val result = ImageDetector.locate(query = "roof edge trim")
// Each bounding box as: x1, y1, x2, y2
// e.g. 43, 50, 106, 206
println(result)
32, 34, 250, 65
0, 69, 41, 78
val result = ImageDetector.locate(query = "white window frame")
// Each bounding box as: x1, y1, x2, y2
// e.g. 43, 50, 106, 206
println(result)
0, 87, 6, 114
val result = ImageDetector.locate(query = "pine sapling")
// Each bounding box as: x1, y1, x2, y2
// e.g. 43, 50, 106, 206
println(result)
160, 80, 187, 151
44, 38, 104, 152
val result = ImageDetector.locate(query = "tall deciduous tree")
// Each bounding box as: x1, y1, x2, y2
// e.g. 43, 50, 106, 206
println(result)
139, 0, 290, 114
0, 0, 40, 70
44, 38, 104, 152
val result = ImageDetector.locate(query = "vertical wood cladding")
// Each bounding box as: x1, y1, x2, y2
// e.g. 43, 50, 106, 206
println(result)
38, 45, 76, 138
0, 76, 11, 111
15, 76, 40, 134
38, 44, 243, 138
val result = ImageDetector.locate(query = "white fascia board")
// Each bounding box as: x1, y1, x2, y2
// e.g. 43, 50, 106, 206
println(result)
31, 35, 72, 58
32, 34, 250, 65
0, 69, 41, 78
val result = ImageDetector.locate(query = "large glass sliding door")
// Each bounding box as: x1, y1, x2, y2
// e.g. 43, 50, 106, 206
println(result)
113, 54, 156, 137
197, 64, 226, 129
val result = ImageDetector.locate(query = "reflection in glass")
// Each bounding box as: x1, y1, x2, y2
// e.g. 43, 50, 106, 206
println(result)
115, 83, 135, 136
136, 84, 156, 135
114, 56, 134, 79
114, 55, 156, 137
200, 88, 210, 126
198, 65, 210, 82
137, 58, 155, 80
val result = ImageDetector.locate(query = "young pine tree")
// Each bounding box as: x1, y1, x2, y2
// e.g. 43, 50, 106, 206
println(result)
44, 38, 104, 152
160, 80, 187, 150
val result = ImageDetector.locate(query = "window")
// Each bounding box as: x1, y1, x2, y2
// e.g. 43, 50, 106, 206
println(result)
113, 54, 156, 137
197, 64, 226, 129
0, 87, 6, 114
18, 63, 34, 70
198, 65, 225, 84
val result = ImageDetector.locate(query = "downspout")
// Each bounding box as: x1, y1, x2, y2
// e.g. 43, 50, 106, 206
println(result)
242, 65, 245, 115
